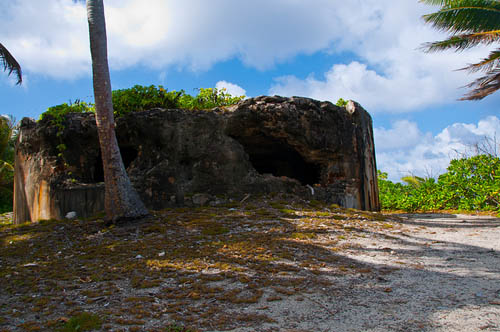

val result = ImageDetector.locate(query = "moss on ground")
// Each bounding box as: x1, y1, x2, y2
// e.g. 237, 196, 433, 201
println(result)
0, 195, 401, 331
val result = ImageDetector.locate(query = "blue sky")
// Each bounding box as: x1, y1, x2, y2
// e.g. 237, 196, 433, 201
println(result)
1, 0, 499, 181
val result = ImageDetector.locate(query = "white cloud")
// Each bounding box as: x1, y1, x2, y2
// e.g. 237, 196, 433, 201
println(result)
215, 81, 246, 97
1, 0, 493, 112
269, 1, 492, 112
375, 116, 500, 181
1, 0, 344, 78
1, 1, 90, 79
269, 61, 448, 112
374, 120, 428, 152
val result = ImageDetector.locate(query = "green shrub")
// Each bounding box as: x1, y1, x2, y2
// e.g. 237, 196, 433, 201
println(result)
0, 116, 16, 213
40, 100, 95, 121
438, 154, 499, 211
112, 85, 244, 116
111, 84, 182, 117
178, 87, 245, 110
335, 98, 349, 107
378, 154, 500, 213
41, 85, 245, 121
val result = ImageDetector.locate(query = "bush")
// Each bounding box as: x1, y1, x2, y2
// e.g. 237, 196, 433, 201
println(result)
40, 100, 95, 121
438, 155, 499, 211
335, 98, 349, 107
40, 85, 246, 120
0, 116, 16, 213
378, 154, 500, 213
112, 85, 244, 116
111, 85, 183, 117
178, 87, 245, 110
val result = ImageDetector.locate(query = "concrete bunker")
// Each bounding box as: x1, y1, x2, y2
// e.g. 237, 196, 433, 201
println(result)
14, 96, 380, 223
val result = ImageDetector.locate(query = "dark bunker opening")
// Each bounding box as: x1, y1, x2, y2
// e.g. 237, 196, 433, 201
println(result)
91, 146, 138, 183
234, 135, 321, 186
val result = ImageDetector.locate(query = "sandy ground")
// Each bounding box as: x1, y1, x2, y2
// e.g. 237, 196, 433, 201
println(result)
1, 208, 499, 332
239, 213, 500, 332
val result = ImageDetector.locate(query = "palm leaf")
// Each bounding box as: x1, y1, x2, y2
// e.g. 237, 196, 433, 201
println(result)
421, 0, 500, 100
462, 48, 500, 72
0, 43, 22, 85
422, 30, 500, 52
422, 1, 500, 34
420, 0, 453, 5
460, 68, 500, 99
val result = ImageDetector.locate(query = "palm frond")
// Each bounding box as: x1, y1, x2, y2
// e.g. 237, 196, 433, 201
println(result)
421, 30, 500, 52
0, 43, 22, 85
420, 0, 461, 6
422, 1, 500, 34
421, 0, 500, 100
460, 68, 500, 100
462, 48, 500, 72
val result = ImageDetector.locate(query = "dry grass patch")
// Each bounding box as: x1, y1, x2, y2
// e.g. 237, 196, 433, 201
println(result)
0, 195, 399, 331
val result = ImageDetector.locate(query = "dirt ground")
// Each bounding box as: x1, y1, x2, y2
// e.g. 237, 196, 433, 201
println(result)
0, 199, 499, 331
262, 212, 500, 332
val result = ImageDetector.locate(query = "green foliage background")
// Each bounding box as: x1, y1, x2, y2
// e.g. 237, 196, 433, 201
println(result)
0, 116, 15, 213
378, 154, 500, 214
41, 85, 246, 121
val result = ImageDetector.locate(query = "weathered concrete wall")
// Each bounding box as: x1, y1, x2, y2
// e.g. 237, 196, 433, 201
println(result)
14, 96, 379, 223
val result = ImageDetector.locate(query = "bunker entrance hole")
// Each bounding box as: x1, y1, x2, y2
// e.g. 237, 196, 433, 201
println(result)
91, 146, 138, 183
234, 135, 321, 186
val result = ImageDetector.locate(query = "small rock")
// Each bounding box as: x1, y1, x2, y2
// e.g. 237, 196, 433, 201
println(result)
65, 211, 77, 219
158, 251, 165, 257
135, 255, 144, 259
192, 193, 211, 206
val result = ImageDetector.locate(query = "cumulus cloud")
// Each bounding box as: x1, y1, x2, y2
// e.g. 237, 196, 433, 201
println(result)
374, 120, 429, 152
1, 0, 493, 111
269, 61, 448, 112
1, 0, 89, 79
269, 2, 492, 112
375, 116, 500, 181
1, 0, 344, 78
215, 81, 247, 97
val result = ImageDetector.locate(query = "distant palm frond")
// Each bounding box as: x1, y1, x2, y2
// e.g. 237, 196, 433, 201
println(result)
420, 0, 500, 100
0, 43, 22, 85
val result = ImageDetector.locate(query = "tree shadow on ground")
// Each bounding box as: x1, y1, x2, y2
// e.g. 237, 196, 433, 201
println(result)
340, 213, 500, 332
393, 213, 500, 229
0, 203, 499, 331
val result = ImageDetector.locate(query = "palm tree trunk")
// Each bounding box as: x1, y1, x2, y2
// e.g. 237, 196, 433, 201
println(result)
87, 0, 148, 222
